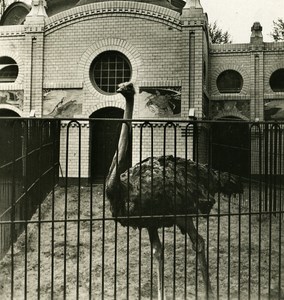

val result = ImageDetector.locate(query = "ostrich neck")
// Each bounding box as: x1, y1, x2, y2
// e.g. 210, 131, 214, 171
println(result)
106, 96, 134, 194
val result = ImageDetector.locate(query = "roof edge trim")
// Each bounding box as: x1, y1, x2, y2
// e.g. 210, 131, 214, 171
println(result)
44, 1, 181, 33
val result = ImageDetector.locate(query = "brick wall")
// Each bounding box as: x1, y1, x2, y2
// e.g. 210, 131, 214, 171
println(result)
209, 42, 284, 121
0, 1, 283, 179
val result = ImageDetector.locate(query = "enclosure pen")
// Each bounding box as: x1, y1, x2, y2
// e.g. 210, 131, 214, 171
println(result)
0, 118, 283, 299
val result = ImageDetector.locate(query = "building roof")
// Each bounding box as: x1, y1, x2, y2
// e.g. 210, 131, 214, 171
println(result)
0, 0, 186, 24
76, 0, 184, 13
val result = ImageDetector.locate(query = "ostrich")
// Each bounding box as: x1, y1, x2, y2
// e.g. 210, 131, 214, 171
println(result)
105, 82, 243, 299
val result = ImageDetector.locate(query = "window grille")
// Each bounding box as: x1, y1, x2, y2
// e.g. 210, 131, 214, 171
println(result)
90, 51, 132, 94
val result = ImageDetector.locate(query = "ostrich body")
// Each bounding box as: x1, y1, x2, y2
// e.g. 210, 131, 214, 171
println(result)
106, 82, 243, 299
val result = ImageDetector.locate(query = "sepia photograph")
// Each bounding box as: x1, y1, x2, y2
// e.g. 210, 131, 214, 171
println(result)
0, 0, 283, 299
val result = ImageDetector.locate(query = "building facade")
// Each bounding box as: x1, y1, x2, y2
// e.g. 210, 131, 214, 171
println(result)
0, 0, 283, 180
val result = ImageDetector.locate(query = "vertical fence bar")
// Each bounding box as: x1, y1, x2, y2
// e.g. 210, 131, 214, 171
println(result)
63, 121, 70, 299
88, 119, 93, 300
10, 120, 16, 300
248, 120, 252, 300
50, 120, 56, 299
184, 122, 190, 300
268, 124, 273, 298
194, 121, 200, 300
138, 122, 143, 300
76, 121, 82, 299
38, 121, 43, 299
206, 123, 211, 300
278, 125, 282, 299
163, 121, 178, 298
124, 120, 131, 300
22, 119, 28, 300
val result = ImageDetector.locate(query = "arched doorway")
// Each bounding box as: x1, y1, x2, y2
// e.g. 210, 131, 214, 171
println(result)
0, 109, 20, 117
89, 107, 131, 182
211, 116, 250, 177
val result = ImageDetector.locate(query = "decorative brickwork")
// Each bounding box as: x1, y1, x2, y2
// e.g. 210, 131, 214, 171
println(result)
78, 37, 143, 99
0, 48, 24, 85
45, 1, 181, 34
210, 64, 250, 96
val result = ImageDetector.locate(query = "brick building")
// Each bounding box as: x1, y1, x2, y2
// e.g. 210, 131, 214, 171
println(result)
0, 0, 283, 180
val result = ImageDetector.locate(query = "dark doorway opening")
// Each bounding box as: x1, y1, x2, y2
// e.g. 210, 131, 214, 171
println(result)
0, 109, 20, 117
0, 109, 23, 191
89, 107, 131, 182
211, 117, 250, 177
0, 109, 21, 165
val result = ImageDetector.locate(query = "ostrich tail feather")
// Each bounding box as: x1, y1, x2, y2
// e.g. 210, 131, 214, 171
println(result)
217, 171, 244, 197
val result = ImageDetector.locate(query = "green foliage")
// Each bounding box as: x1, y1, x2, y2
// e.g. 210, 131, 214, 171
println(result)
209, 21, 232, 44
271, 18, 284, 41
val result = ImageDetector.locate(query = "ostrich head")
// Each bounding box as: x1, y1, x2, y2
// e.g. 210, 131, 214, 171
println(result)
217, 172, 244, 197
117, 82, 135, 98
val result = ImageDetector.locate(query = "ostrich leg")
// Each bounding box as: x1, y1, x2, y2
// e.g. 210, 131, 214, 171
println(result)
176, 217, 213, 299
147, 227, 166, 300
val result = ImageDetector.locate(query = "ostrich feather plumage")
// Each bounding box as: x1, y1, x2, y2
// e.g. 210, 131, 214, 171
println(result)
107, 154, 243, 229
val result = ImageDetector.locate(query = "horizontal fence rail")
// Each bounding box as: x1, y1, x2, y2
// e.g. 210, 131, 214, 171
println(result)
0, 118, 283, 300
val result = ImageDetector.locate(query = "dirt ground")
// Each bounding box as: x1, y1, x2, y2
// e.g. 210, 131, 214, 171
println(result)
0, 184, 283, 299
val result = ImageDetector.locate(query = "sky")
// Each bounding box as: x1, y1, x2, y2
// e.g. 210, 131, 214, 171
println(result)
199, 0, 283, 43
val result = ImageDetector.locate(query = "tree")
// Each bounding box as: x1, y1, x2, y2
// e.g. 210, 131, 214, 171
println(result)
271, 18, 284, 42
209, 21, 232, 44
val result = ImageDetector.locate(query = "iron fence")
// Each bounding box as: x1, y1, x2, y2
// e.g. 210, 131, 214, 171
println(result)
0, 118, 283, 300
0, 118, 60, 259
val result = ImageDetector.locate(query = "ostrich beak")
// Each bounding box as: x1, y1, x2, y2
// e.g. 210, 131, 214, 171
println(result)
117, 83, 126, 93
116, 86, 123, 93
117, 82, 133, 93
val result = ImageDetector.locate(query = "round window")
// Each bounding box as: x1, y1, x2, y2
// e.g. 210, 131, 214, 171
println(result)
90, 51, 132, 94
270, 69, 284, 92
217, 70, 243, 93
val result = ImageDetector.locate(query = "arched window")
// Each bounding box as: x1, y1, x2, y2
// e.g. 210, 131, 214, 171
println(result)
0, 56, 18, 83
217, 70, 243, 93
90, 51, 132, 94
270, 69, 284, 92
